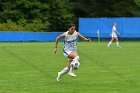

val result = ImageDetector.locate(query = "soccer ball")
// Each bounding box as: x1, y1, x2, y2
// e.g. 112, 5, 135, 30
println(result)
71, 61, 80, 69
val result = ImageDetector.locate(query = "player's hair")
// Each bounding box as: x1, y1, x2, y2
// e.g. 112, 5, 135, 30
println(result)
68, 23, 76, 29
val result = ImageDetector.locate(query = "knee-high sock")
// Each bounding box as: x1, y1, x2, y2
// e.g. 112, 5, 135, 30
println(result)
73, 56, 79, 62
69, 56, 79, 73
108, 41, 112, 47
59, 67, 69, 76
69, 66, 74, 73
116, 42, 119, 47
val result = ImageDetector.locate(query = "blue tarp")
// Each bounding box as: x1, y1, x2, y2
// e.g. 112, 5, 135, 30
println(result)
0, 32, 63, 42
0, 17, 140, 42
79, 17, 140, 38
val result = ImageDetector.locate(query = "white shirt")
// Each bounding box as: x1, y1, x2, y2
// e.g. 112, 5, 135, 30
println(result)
63, 31, 78, 52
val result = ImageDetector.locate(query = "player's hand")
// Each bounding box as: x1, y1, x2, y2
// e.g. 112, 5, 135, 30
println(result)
54, 48, 58, 54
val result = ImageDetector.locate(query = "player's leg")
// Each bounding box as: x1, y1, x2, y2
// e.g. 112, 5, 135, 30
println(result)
56, 51, 79, 81
56, 51, 71, 81
115, 38, 121, 48
68, 52, 79, 77
68, 60, 76, 77
108, 37, 114, 48
57, 65, 69, 81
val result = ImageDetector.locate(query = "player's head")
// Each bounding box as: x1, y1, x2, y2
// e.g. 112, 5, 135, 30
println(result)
114, 22, 117, 26
68, 23, 76, 34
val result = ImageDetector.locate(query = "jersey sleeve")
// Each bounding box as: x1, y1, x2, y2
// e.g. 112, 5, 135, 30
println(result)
62, 32, 67, 37
75, 31, 79, 36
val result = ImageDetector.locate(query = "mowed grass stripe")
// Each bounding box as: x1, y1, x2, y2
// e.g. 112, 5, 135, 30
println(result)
0, 42, 139, 93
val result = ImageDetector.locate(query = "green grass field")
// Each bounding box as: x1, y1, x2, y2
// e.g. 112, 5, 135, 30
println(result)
0, 42, 139, 93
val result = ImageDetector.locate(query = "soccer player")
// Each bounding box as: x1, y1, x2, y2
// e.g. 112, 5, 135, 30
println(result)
54, 23, 91, 81
107, 22, 121, 48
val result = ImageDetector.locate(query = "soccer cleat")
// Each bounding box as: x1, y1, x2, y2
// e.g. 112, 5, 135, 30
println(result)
117, 46, 121, 48
68, 72, 76, 77
107, 46, 110, 48
56, 72, 61, 81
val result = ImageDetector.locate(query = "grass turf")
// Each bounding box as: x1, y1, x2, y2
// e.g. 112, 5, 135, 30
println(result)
0, 42, 139, 93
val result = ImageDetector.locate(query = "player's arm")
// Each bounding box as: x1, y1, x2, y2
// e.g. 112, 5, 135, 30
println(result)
114, 27, 120, 35
77, 32, 91, 42
114, 30, 120, 35
116, 31, 120, 35
54, 34, 65, 54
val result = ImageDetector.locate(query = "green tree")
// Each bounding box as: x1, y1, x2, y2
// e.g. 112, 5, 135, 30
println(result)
134, 0, 140, 16
0, 0, 140, 31
0, 0, 50, 31
47, 0, 74, 31
70, 0, 140, 18
113, 0, 140, 17
0, 0, 74, 31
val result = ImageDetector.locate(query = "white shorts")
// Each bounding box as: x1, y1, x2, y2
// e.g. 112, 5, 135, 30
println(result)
63, 51, 72, 57
111, 33, 117, 38
63, 51, 77, 60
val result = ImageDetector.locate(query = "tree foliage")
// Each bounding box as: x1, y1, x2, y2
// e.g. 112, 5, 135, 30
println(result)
0, 0, 140, 31
70, 0, 140, 18
0, 0, 73, 31
46, 0, 74, 31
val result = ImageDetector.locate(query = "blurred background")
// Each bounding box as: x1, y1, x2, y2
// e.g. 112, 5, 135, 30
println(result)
0, 0, 140, 41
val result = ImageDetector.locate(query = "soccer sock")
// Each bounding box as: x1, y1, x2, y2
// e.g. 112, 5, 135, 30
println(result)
69, 56, 79, 74
59, 67, 69, 76
108, 41, 112, 47
116, 42, 119, 47
69, 66, 74, 73
73, 56, 79, 62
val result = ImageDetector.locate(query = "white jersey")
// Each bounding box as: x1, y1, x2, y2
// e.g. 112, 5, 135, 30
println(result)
111, 26, 117, 38
63, 31, 78, 52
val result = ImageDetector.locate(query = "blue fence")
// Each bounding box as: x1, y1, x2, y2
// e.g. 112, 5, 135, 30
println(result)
0, 32, 63, 42
0, 17, 140, 42
79, 17, 140, 38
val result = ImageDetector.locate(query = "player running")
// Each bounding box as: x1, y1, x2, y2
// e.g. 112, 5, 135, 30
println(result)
107, 22, 121, 48
54, 23, 91, 81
